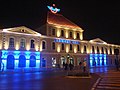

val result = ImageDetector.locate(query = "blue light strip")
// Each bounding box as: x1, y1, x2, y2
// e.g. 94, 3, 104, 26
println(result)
54, 39, 80, 44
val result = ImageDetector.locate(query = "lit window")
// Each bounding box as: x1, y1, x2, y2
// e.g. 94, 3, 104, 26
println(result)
52, 58, 56, 67
9, 38, 14, 48
20, 39, 25, 48
41, 58, 46, 67
30, 40, 35, 48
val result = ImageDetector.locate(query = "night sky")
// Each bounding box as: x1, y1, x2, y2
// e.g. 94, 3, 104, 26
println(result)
0, 0, 120, 45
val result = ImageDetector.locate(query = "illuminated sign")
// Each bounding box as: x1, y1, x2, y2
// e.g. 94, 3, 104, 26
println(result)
54, 39, 80, 44
47, 4, 60, 14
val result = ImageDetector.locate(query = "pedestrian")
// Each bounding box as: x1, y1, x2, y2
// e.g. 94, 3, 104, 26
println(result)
83, 61, 87, 72
69, 63, 73, 70
63, 62, 65, 68
64, 63, 68, 70
79, 62, 82, 69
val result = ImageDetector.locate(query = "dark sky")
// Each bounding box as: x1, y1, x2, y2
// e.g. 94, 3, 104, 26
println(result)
0, 0, 120, 45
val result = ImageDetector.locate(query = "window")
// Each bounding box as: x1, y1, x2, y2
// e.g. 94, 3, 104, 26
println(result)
77, 33, 79, 39
30, 40, 35, 48
41, 58, 46, 67
70, 31, 72, 38
101, 47, 104, 54
70, 44, 72, 51
92, 46, 94, 53
62, 43, 64, 50
20, 39, 25, 48
61, 30, 64, 37
9, 38, 14, 48
19, 55, 26, 67
52, 29, 55, 35
21, 29, 25, 32
105, 48, 108, 54
77, 45, 80, 51
52, 58, 56, 67
110, 48, 112, 54
97, 46, 99, 53
84, 45, 87, 53
42, 41, 46, 49
52, 42, 55, 50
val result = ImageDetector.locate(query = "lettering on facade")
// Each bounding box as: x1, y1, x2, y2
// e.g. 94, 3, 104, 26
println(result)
54, 39, 80, 44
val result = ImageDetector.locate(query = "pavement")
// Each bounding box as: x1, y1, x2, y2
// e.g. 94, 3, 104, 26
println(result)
0, 66, 118, 90
0, 65, 116, 74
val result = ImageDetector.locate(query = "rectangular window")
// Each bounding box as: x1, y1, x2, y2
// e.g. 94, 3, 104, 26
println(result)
77, 33, 79, 39
52, 29, 55, 36
9, 38, 14, 48
20, 39, 25, 48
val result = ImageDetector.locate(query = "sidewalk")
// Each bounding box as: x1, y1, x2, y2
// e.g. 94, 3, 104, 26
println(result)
89, 66, 116, 73
0, 66, 116, 75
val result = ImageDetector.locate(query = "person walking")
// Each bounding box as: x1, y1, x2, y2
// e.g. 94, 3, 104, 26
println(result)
79, 62, 82, 69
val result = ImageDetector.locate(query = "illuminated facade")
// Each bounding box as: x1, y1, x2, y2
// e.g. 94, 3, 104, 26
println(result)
0, 11, 120, 71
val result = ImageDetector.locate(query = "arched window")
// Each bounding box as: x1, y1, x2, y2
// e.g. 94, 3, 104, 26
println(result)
92, 46, 94, 53
101, 47, 104, 54
70, 44, 72, 51
77, 33, 79, 39
9, 38, 14, 48
62, 43, 64, 50
19, 55, 26, 67
7, 55, 15, 69
30, 39, 35, 48
52, 42, 55, 50
77, 45, 80, 51
70, 31, 72, 38
97, 46, 99, 53
42, 41, 46, 49
29, 55, 36, 67
20, 38, 25, 48
61, 30, 64, 37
